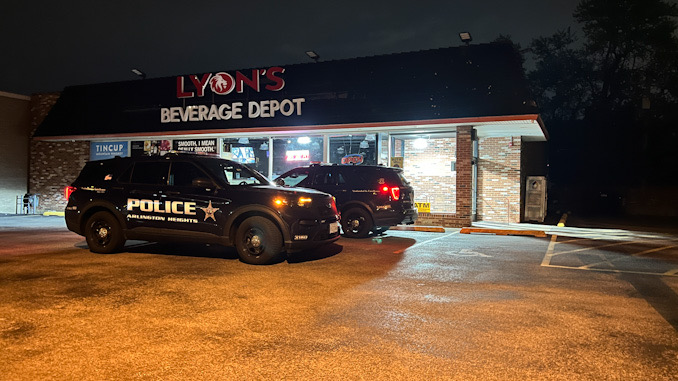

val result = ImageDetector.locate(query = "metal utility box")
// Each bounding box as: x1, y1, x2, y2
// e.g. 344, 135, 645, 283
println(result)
524, 176, 546, 222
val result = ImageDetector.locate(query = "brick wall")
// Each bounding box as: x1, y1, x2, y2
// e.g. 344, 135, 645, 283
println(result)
477, 136, 521, 223
29, 93, 91, 213
456, 126, 472, 223
402, 137, 456, 213
401, 127, 472, 228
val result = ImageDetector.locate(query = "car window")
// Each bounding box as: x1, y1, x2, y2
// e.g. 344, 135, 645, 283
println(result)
169, 162, 210, 187
279, 168, 310, 187
314, 169, 345, 186
223, 163, 266, 185
129, 162, 170, 185
201, 159, 269, 186
395, 170, 410, 186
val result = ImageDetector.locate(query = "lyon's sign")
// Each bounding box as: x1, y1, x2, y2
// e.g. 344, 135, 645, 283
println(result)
176, 67, 285, 98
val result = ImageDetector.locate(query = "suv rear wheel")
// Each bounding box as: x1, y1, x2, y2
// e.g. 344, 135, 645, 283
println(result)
85, 211, 125, 254
341, 207, 373, 238
235, 217, 284, 265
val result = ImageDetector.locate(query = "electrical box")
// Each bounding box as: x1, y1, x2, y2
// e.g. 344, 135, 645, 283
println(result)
524, 176, 546, 222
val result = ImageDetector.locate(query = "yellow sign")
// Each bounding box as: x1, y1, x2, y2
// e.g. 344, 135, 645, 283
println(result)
390, 156, 403, 168
415, 202, 430, 213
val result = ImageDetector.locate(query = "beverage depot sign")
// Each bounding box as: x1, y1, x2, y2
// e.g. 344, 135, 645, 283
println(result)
161, 66, 305, 124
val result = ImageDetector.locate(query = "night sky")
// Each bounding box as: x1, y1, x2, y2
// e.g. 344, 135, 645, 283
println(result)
1, 0, 579, 96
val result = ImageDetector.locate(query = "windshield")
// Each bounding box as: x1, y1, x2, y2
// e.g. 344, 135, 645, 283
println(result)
276, 168, 310, 187
202, 159, 270, 186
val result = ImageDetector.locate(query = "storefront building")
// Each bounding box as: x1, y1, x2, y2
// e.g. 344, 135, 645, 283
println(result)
30, 42, 547, 227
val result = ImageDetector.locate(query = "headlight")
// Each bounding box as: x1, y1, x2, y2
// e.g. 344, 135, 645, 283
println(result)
273, 197, 312, 208
297, 197, 312, 207
273, 198, 289, 207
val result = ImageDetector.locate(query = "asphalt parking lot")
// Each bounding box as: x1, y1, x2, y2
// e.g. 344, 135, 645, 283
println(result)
1, 215, 677, 380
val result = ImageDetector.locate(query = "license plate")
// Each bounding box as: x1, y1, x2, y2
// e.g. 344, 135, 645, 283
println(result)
329, 221, 339, 234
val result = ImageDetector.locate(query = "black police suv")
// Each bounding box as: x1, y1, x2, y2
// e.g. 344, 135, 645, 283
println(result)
64, 153, 340, 265
275, 164, 418, 238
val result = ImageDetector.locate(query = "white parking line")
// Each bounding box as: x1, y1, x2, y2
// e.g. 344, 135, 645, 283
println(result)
541, 235, 678, 277
393, 231, 459, 254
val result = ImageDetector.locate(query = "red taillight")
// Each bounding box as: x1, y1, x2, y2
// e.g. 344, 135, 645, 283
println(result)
391, 186, 400, 201
64, 186, 76, 201
380, 185, 400, 200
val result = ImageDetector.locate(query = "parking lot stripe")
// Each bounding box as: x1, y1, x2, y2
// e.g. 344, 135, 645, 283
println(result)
551, 241, 636, 256
393, 231, 459, 254
631, 245, 677, 257
541, 234, 558, 266
544, 264, 678, 277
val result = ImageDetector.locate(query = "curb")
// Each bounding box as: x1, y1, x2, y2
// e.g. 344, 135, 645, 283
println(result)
43, 211, 65, 217
390, 225, 446, 233
460, 227, 547, 238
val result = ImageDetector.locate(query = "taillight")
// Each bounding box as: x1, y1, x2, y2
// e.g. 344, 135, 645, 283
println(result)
380, 185, 400, 201
391, 186, 400, 201
64, 186, 77, 201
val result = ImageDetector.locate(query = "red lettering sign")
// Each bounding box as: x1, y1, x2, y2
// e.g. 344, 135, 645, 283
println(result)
176, 67, 286, 98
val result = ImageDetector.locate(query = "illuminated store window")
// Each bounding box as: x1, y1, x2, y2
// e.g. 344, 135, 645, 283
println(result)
329, 134, 377, 166
221, 137, 270, 178
399, 135, 457, 214
271, 136, 323, 178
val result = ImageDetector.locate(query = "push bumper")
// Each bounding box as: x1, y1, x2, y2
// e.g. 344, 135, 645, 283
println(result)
285, 217, 341, 252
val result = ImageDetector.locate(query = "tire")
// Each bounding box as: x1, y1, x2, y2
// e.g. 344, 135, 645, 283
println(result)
235, 216, 284, 265
341, 207, 373, 238
372, 226, 390, 235
84, 211, 125, 254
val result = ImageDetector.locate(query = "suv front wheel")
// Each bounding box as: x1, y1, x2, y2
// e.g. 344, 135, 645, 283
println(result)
341, 207, 373, 238
85, 211, 125, 254
235, 217, 284, 265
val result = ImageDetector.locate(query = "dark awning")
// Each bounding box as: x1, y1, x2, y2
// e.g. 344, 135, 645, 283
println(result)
34, 42, 541, 139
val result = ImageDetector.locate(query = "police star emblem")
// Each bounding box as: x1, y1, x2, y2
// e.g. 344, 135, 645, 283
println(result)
200, 200, 219, 221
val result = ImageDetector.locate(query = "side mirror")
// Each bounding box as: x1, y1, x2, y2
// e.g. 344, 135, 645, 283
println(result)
274, 178, 285, 186
192, 177, 215, 188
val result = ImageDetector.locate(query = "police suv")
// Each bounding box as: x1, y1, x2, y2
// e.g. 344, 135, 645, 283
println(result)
276, 164, 417, 238
64, 153, 340, 265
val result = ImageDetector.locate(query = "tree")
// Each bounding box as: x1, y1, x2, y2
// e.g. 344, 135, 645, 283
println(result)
528, 28, 593, 121
574, 0, 678, 114
528, 0, 678, 191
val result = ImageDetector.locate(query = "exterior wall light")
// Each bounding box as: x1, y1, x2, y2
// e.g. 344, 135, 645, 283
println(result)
413, 138, 428, 149
131, 68, 146, 79
306, 51, 320, 63
459, 32, 472, 45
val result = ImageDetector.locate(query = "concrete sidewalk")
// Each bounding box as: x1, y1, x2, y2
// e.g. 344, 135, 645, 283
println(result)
0, 214, 67, 230
471, 216, 678, 242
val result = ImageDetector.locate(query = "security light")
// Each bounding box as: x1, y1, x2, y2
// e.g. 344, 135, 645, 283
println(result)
306, 51, 320, 62
413, 138, 428, 149
131, 68, 146, 79
459, 32, 472, 45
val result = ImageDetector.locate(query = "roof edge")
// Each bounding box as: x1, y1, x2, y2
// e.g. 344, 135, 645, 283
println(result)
33, 114, 541, 141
